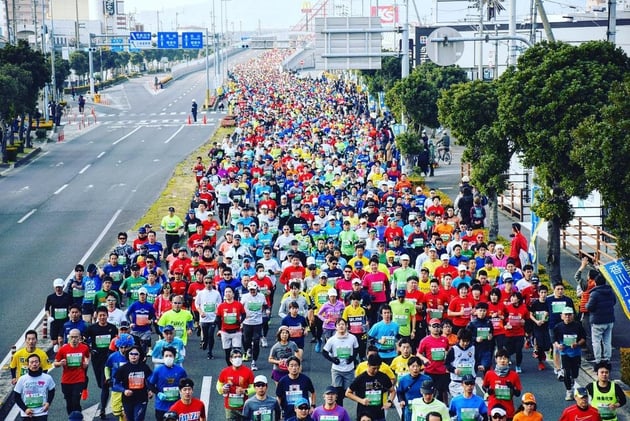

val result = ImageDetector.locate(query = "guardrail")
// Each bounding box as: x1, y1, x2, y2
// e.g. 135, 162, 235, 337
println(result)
562, 217, 617, 264
498, 183, 527, 221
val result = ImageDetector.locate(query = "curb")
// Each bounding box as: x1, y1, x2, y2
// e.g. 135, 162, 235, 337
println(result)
0, 146, 42, 174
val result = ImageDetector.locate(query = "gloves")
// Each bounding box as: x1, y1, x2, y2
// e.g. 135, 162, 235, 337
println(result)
487, 388, 494, 395
157, 392, 166, 400
333, 358, 341, 365
506, 381, 514, 392
346, 357, 355, 364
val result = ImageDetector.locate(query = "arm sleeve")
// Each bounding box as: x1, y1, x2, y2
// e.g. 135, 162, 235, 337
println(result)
13, 391, 28, 411
47, 388, 55, 406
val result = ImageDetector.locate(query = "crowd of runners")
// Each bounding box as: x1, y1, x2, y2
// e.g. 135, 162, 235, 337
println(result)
9, 49, 625, 421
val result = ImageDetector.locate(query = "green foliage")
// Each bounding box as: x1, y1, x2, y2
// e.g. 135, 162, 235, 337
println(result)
69, 51, 89, 76
395, 131, 423, 156
572, 79, 630, 258
385, 62, 467, 131
0, 40, 50, 115
621, 348, 630, 385
360, 56, 402, 93
48, 52, 71, 92
497, 41, 629, 227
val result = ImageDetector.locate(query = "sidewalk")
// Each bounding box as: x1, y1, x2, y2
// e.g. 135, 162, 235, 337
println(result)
440, 146, 630, 418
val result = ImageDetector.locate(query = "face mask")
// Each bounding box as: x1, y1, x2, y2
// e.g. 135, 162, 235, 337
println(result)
495, 365, 510, 377
257, 272, 265, 279
231, 357, 243, 367
163, 356, 175, 367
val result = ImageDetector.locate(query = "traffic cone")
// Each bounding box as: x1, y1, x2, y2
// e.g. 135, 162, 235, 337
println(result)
203, 114, 207, 125
187, 115, 192, 125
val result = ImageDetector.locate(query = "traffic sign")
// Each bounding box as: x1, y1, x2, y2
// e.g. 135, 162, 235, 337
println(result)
111, 37, 124, 52
182, 32, 203, 49
157, 32, 179, 49
129, 31, 152, 49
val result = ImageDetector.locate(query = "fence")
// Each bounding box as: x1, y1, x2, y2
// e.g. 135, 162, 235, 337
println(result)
459, 163, 617, 265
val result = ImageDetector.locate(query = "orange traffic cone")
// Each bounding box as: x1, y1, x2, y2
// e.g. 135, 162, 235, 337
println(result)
187, 115, 192, 125
203, 114, 207, 125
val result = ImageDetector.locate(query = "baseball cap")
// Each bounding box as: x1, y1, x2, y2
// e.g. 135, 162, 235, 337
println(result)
247, 281, 259, 290
119, 320, 130, 329
396, 289, 406, 297
53, 278, 65, 288
400, 254, 410, 261
458, 264, 467, 271
163, 325, 175, 332
352, 278, 362, 284
254, 375, 268, 384
327, 288, 338, 296
293, 397, 310, 408
461, 374, 476, 384
522, 392, 536, 404
385, 250, 395, 257
137, 287, 148, 295
574, 387, 588, 398
440, 254, 449, 260
354, 261, 363, 268
324, 385, 337, 395
420, 380, 435, 394
233, 234, 241, 239
562, 306, 574, 314
495, 244, 505, 250
490, 406, 507, 417
531, 275, 540, 284
429, 318, 442, 326
138, 227, 147, 234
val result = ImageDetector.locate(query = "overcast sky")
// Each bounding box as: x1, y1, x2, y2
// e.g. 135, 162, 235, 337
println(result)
125, 0, 308, 32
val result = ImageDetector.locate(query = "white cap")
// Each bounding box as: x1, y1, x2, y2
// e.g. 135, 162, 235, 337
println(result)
53, 278, 65, 287
306, 256, 316, 266
440, 254, 450, 261
462, 176, 470, 183
458, 264, 468, 271
253, 375, 268, 384
247, 281, 259, 290
327, 288, 338, 296
400, 254, 410, 261
137, 287, 148, 295
495, 244, 505, 250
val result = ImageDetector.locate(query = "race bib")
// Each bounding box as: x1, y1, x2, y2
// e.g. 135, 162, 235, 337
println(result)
372, 281, 383, 292
128, 372, 145, 390
551, 301, 566, 313
224, 312, 238, 325
204, 303, 217, 313
495, 385, 511, 400
247, 301, 262, 311
366, 390, 382, 406
394, 314, 409, 327
24, 393, 44, 408
66, 352, 83, 367
228, 393, 245, 408
54, 308, 68, 320
162, 386, 179, 401
476, 327, 490, 340
95, 334, 111, 348
336, 347, 351, 359
431, 348, 446, 361
563, 334, 577, 347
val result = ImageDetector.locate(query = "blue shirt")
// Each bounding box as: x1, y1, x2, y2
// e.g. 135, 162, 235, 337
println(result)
449, 393, 487, 420
148, 364, 188, 411
368, 320, 400, 359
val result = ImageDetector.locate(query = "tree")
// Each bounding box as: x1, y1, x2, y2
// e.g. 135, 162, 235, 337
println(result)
69, 50, 89, 81
360, 55, 402, 93
0, 40, 50, 113
385, 62, 467, 132
572, 79, 630, 259
438, 80, 511, 239
496, 41, 630, 282
48, 52, 71, 95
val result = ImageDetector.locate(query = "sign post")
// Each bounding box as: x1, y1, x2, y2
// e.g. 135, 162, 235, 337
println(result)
129, 31, 152, 50
182, 32, 204, 49
157, 32, 179, 49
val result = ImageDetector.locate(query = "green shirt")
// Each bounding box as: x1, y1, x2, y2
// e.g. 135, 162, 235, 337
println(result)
392, 267, 418, 292
390, 300, 417, 336
338, 229, 359, 256
119, 276, 147, 304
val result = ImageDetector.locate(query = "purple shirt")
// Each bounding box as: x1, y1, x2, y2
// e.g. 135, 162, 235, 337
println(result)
312, 404, 351, 421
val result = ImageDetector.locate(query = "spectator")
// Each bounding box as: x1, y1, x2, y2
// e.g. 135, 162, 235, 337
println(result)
586, 274, 616, 364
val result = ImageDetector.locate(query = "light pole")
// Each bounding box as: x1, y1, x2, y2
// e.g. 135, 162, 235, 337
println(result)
204, 28, 211, 109
49, 0, 57, 101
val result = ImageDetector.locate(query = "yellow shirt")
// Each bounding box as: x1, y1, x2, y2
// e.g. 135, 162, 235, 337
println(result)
479, 267, 501, 284
342, 305, 367, 335
356, 360, 396, 383
422, 259, 442, 276
347, 256, 370, 269
390, 355, 412, 380
309, 284, 332, 311
10, 347, 52, 380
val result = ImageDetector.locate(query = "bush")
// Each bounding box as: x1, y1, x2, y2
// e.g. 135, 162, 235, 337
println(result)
621, 348, 630, 385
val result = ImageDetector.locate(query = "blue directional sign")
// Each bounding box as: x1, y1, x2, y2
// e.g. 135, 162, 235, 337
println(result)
182, 32, 203, 49
129, 31, 152, 49
110, 37, 124, 52
157, 32, 179, 49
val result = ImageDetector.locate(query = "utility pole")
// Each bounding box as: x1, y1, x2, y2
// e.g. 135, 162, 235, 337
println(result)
50, 0, 57, 101
33, 0, 39, 50
75, 0, 80, 50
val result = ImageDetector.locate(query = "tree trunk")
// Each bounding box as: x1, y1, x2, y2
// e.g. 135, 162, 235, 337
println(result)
488, 188, 499, 240
1, 122, 7, 163
18, 114, 25, 141
547, 216, 563, 284
25, 114, 33, 149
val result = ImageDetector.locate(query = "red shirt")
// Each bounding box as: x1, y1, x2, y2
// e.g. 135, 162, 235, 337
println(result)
487, 301, 507, 336
279, 265, 306, 289
187, 282, 205, 313
218, 365, 255, 409
384, 226, 404, 244
448, 296, 475, 327
482, 369, 522, 418
558, 404, 602, 421
417, 335, 449, 374
56, 343, 90, 384
405, 290, 425, 321
364, 271, 389, 303
169, 398, 206, 420
217, 300, 246, 331
254, 277, 274, 306
171, 280, 188, 297
434, 265, 458, 281
424, 291, 449, 322
504, 303, 529, 337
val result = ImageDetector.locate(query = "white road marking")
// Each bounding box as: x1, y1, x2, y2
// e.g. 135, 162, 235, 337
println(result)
5, 209, 122, 419
112, 126, 142, 145
79, 164, 91, 174
164, 124, 186, 144
54, 184, 68, 195
97, 152, 106, 158
17, 209, 36, 224
201, 376, 213, 420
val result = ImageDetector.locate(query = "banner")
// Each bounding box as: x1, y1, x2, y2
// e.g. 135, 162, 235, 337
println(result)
600, 259, 630, 319
370, 5, 399, 25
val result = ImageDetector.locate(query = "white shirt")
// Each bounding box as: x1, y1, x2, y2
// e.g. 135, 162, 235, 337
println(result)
195, 288, 222, 323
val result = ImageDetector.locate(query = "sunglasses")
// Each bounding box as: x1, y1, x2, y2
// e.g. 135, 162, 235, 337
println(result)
204, 281, 213, 284
254, 383, 267, 387
431, 324, 442, 328
463, 382, 475, 386
297, 406, 310, 410
128, 352, 140, 356
173, 302, 183, 304
523, 402, 535, 406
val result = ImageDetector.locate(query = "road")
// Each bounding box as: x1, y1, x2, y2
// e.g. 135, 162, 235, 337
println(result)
2, 53, 628, 419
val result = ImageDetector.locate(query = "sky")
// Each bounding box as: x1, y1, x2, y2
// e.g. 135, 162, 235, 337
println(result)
124, 0, 307, 33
